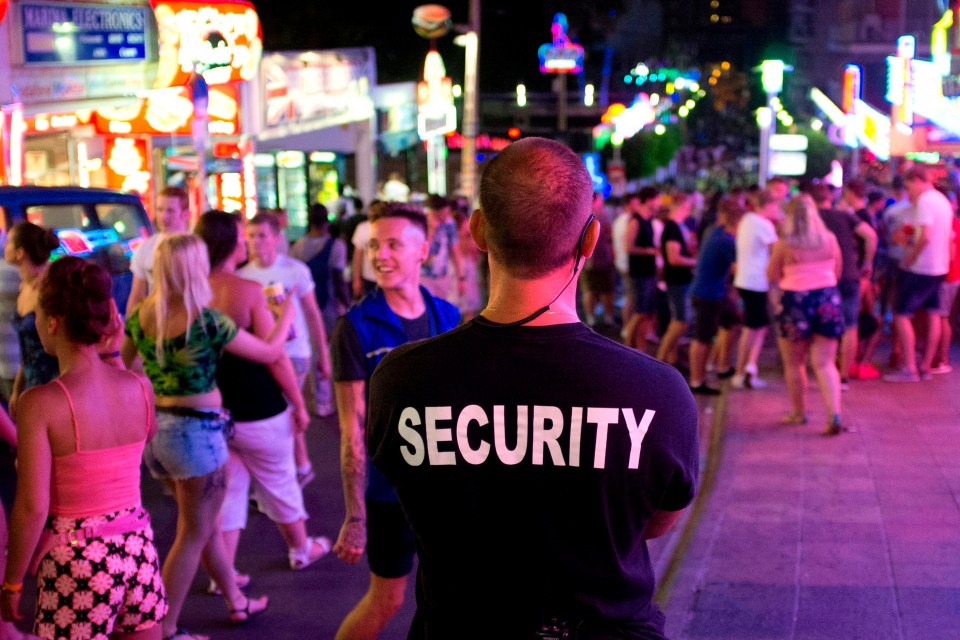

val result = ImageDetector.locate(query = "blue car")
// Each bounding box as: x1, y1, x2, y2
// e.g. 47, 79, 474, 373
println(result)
0, 186, 154, 315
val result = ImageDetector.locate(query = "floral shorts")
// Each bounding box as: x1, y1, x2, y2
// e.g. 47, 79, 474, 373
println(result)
775, 286, 845, 342
34, 506, 167, 640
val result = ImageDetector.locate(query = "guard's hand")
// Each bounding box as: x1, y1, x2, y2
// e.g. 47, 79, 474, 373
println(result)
334, 519, 366, 564
1, 589, 23, 622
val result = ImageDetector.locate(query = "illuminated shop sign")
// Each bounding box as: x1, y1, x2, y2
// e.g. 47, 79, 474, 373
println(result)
539, 13, 583, 74
855, 99, 890, 161
93, 84, 239, 135
150, 0, 262, 88
21, 2, 147, 64
417, 50, 456, 139
104, 136, 152, 196
261, 49, 374, 129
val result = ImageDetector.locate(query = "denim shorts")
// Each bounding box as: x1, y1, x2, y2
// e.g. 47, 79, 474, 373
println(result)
837, 278, 861, 328
665, 283, 692, 323
631, 276, 658, 314
144, 409, 229, 480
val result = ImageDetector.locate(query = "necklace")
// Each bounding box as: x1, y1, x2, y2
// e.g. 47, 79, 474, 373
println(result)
482, 306, 579, 319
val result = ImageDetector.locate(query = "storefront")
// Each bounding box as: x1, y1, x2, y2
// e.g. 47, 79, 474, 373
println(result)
253, 47, 376, 238
0, 0, 263, 220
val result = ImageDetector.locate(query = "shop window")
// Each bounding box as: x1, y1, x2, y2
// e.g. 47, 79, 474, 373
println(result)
95, 204, 149, 241
25, 205, 91, 230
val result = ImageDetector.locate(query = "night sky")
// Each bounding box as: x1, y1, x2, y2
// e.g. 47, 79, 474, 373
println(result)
252, 0, 624, 93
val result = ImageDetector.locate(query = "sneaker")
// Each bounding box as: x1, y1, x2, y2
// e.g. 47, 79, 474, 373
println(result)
928, 363, 953, 375
296, 466, 316, 488
856, 363, 881, 380
289, 536, 332, 571
731, 373, 747, 389
207, 570, 251, 595
883, 368, 920, 383
689, 383, 721, 396
746, 373, 767, 389
717, 368, 736, 379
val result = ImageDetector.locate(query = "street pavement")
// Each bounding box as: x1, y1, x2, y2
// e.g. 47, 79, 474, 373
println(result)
8, 340, 960, 640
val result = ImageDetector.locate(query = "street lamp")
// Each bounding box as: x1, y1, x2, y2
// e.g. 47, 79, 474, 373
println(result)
755, 59, 792, 187
756, 106, 773, 186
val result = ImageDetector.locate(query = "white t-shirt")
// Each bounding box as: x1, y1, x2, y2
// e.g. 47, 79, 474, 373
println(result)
351, 220, 377, 282
612, 211, 631, 274
909, 188, 953, 276
382, 179, 411, 202
238, 254, 316, 359
130, 233, 165, 292
734, 211, 778, 292
882, 200, 912, 263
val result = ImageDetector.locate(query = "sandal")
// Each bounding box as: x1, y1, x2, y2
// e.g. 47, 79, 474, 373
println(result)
163, 628, 209, 640
228, 594, 269, 625
779, 412, 808, 426
822, 415, 843, 437
206, 569, 250, 595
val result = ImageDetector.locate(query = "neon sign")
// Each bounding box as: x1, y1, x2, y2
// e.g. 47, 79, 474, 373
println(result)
150, 0, 262, 88
855, 99, 890, 161
538, 13, 583, 74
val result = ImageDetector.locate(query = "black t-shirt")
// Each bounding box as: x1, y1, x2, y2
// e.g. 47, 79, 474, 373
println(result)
820, 208, 861, 282
628, 215, 656, 278
661, 220, 694, 285
368, 318, 699, 639
332, 312, 431, 382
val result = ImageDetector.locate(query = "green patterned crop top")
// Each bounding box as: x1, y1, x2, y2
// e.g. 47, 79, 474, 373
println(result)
125, 306, 238, 396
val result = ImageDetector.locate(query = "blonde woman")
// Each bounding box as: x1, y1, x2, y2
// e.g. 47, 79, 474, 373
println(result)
121, 234, 293, 640
767, 194, 845, 435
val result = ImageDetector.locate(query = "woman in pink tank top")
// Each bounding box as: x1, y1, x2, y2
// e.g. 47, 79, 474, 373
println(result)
767, 194, 845, 435
1, 257, 167, 640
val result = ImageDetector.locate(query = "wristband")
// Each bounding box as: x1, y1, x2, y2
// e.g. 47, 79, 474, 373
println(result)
99, 351, 121, 360
1, 582, 22, 593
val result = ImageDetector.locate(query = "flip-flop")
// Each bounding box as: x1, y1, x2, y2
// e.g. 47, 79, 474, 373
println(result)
229, 595, 269, 625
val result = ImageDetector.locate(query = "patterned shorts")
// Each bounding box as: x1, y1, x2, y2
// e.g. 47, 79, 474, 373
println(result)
775, 286, 845, 342
34, 506, 167, 640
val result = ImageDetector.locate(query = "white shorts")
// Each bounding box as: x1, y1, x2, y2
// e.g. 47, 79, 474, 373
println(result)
220, 409, 307, 530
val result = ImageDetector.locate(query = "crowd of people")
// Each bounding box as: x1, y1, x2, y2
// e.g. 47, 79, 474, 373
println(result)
0, 148, 957, 639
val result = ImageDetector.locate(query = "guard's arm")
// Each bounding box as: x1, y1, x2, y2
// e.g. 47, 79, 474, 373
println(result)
644, 509, 685, 539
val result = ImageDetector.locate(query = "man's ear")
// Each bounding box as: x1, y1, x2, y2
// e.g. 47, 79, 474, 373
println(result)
468, 209, 488, 252
578, 217, 601, 261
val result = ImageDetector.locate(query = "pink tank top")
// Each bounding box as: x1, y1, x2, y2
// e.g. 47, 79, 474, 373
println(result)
49, 375, 150, 519
779, 259, 838, 292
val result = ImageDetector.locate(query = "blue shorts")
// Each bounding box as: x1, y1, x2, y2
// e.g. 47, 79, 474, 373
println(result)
665, 283, 692, 323
894, 269, 945, 315
776, 286, 845, 342
144, 409, 230, 480
631, 275, 658, 314
837, 278, 861, 329
366, 500, 416, 579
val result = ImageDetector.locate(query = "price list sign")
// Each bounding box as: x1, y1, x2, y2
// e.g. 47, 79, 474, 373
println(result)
21, 2, 147, 64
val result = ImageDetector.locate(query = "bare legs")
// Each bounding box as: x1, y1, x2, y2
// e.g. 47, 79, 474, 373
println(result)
656, 320, 687, 365
335, 575, 408, 640
893, 312, 940, 375
735, 326, 767, 379
777, 336, 841, 426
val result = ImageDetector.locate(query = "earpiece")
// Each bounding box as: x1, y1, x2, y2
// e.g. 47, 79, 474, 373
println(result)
573, 214, 596, 273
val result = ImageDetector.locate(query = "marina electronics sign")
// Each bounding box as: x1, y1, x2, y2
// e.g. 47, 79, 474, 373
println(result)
20, 2, 147, 64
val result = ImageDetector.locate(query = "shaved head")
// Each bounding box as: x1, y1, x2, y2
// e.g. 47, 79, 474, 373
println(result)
478, 137, 593, 278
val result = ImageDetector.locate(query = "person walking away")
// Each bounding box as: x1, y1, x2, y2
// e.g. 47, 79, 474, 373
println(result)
689, 197, 743, 394
291, 205, 349, 417
366, 137, 699, 638
240, 213, 332, 485
127, 186, 191, 311
195, 211, 332, 584
623, 187, 662, 352
657, 192, 697, 366
812, 182, 877, 388
884, 166, 954, 382
122, 234, 293, 639
767, 194, 845, 434
4, 223, 61, 414
580, 192, 617, 327
331, 203, 460, 640
2, 258, 167, 640
420, 195, 465, 302
731, 190, 780, 388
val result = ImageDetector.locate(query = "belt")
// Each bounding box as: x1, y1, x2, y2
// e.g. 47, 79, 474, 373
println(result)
157, 406, 223, 420
29, 507, 150, 574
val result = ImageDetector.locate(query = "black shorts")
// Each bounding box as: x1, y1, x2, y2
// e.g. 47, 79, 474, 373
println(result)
366, 500, 416, 578
894, 269, 945, 316
738, 288, 770, 329
692, 295, 740, 343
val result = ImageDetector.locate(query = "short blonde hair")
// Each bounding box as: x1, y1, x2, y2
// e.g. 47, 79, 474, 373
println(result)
153, 233, 212, 365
